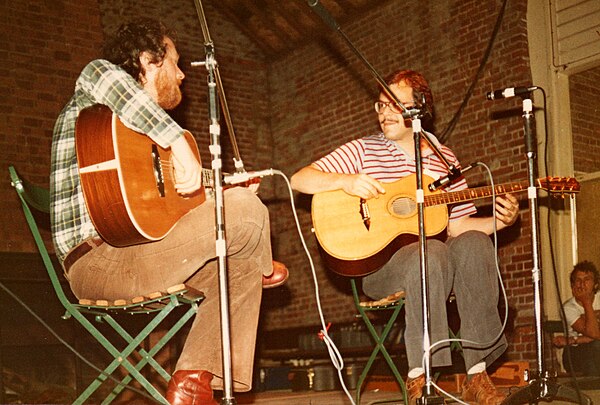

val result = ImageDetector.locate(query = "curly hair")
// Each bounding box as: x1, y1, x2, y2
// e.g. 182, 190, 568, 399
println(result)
381, 69, 435, 130
570, 260, 600, 293
383, 70, 433, 108
103, 18, 176, 82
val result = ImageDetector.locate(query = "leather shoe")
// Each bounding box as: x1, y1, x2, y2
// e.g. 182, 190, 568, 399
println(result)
406, 374, 425, 405
461, 370, 506, 405
262, 260, 289, 289
166, 370, 217, 405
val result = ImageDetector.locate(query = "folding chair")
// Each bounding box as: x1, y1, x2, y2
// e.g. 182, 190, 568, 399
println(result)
9, 165, 204, 404
350, 278, 407, 405
350, 279, 464, 405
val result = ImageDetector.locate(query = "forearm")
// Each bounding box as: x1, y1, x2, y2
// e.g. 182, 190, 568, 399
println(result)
582, 305, 600, 339
76, 59, 183, 148
290, 165, 347, 194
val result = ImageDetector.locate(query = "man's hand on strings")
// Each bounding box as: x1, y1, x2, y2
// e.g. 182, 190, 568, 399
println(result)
171, 136, 202, 195
342, 174, 386, 200
494, 194, 519, 228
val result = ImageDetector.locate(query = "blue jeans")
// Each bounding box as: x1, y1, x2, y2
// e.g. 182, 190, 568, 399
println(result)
363, 230, 507, 371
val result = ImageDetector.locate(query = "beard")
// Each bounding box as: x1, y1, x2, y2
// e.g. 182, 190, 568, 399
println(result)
155, 70, 183, 110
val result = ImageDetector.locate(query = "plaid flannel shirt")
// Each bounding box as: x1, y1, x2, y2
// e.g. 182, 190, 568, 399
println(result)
50, 59, 184, 263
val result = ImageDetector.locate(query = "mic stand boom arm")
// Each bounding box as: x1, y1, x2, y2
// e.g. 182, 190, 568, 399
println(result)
306, 0, 456, 178
193, 0, 245, 173
307, 1, 445, 403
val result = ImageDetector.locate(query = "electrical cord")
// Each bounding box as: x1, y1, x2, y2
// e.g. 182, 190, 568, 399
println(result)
537, 86, 586, 402
272, 169, 357, 405
422, 162, 509, 405
0, 280, 164, 404
439, 0, 509, 143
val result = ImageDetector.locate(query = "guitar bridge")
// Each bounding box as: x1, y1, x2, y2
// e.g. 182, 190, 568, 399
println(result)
359, 198, 371, 231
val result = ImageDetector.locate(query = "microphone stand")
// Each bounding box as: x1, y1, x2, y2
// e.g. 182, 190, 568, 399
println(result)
500, 95, 590, 405
306, 1, 451, 403
193, 0, 246, 174
191, 1, 237, 403
410, 110, 446, 405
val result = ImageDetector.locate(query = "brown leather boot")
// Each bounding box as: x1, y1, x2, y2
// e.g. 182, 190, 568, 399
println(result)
406, 374, 425, 405
461, 370, 506, 405
166, 370, 217, 405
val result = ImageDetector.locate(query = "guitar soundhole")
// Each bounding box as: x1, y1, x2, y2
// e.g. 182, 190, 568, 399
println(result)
390, 196, 416, 216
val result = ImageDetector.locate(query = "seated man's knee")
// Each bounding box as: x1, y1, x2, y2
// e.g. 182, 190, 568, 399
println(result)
452, 230, 492, 251
225, 188, 268, 221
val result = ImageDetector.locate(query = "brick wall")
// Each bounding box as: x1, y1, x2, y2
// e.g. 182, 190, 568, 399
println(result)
1, 0, 561, 366
1, 0, 103, 253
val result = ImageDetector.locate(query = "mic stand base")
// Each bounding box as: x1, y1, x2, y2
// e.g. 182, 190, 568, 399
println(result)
501, 374, 592, 405
417, 394, 446, 405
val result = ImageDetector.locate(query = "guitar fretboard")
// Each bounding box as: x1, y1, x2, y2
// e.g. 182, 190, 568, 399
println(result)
425, 180, 530, 207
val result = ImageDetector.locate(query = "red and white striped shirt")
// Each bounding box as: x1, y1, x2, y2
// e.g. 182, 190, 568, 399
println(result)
312, 132, 477, 221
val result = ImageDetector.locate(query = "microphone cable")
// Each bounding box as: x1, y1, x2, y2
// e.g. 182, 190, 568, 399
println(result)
421, 162, 510, 405
271, 169, 358, 405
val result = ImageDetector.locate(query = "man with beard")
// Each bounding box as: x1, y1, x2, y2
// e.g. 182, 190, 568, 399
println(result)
50, 18, 286, 404
291, 69, 519, 405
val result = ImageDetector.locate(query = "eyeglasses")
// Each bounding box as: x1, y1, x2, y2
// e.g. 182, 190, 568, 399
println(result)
374, 101, 414, 114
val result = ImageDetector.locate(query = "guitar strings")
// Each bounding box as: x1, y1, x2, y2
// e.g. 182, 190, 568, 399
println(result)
158, 160, 214, 189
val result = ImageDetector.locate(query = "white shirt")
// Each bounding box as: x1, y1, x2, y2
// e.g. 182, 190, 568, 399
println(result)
563, 291, 600, 337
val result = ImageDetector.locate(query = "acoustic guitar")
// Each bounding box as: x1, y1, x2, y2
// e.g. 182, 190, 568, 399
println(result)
75, 104, 213, 247
311, 174, 580, 276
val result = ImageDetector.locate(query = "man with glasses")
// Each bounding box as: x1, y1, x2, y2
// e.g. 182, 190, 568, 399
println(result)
291, 69, 519, 405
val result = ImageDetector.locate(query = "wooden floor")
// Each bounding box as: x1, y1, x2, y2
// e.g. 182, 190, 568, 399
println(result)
230, 378, 600, 405
236, 388, 404, 404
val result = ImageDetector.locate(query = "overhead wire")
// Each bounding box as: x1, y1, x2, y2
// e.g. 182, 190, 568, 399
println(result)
439, 0, 509, 143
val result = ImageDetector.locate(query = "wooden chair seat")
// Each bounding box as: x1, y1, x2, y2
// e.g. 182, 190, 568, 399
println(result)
77, 284, 204, 311
358, 290, 405, 308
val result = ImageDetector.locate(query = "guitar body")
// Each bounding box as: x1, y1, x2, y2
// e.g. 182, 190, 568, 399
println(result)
312, 174, 448, 276
75, 104, 205, 246
312, 173, 579, 277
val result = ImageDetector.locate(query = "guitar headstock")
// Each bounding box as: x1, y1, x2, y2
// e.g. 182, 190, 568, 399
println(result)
537, 177, 580, 195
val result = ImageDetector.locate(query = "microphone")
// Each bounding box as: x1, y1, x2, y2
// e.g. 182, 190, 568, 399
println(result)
307, 0, 340, 31
486, 86, 538, 100
428, 163, 476, 192
223, 169, 275, 185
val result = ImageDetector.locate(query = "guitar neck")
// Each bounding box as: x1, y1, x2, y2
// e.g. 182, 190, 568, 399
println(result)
425, 180, 531, 207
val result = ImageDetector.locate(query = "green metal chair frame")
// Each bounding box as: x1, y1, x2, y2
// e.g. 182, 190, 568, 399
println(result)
350, 280, 464, 405
350, 278, 407, 405
9, 166, 204, 405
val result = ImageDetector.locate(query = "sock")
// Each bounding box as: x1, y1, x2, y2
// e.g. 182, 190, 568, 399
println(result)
467, 361, 486, 378
408, 367, 424, 379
